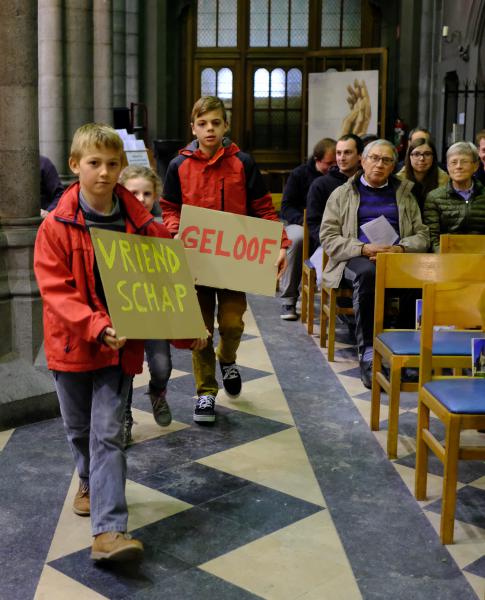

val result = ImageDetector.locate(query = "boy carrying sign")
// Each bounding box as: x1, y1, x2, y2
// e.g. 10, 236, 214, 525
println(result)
161, 96, 290, 423
34, 124, 205, 562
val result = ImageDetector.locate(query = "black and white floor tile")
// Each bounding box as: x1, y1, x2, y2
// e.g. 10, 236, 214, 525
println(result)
0, 294, 483, 599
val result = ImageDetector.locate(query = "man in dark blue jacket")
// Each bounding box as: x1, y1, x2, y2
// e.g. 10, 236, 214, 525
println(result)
307, 134, 363, 253
279, 138, 336, 320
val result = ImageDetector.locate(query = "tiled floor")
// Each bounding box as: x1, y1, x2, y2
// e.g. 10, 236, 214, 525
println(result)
1, 294, 484, 599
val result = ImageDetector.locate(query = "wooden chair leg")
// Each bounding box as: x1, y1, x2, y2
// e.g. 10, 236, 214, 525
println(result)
441, 416, 461, 545
370, 351, 383, 431
301, 273, 308, 324
327, 290, 337, 361
319, 288, 328, 348
415, 393, 430, 500
307, 271, 316, 335
386, 361, 402, 459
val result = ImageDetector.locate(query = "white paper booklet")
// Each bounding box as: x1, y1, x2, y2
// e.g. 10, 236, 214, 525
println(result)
360, 215, 399, 246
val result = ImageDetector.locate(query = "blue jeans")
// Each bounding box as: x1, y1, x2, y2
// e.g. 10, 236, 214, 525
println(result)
53, 366, 131, 536
125, 339, 172, 419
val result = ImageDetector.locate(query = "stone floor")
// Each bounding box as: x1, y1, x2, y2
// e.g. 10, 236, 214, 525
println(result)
1, 293, 484, 599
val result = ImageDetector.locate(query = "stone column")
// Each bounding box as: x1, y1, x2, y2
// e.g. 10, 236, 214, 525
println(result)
65, 0, 94, 138
113, 0, 127, 108
0, 1, 57, 429
38, 0, 65, 173
126, 0, 139, 107
94, 0, 113, 124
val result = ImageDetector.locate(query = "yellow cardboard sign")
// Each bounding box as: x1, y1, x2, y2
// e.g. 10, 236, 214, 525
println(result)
90, 228, 206, 339
178, 205, 283, 296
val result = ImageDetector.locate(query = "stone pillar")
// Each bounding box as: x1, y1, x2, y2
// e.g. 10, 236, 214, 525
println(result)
0, 1, 58, 429
113, 0, 126, 108
126, 0, 139, 107
94, 0, 113, 124
38, 0, 66, 173
65, 0, 94, 139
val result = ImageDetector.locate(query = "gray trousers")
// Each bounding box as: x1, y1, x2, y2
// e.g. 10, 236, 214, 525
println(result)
53, 365, 131, 536
279, 224, 304, 306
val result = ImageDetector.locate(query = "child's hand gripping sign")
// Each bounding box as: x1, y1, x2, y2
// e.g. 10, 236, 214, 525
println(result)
90, 228, 206, 340
178, 205, 283, 296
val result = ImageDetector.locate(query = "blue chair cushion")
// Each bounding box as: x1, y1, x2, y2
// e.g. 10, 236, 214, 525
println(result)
377, 331, 485, 356
423, 379, 485, 413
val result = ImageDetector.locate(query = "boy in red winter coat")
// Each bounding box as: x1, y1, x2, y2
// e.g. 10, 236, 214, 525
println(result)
34, 123, 205, 562
161, 96, 290, 424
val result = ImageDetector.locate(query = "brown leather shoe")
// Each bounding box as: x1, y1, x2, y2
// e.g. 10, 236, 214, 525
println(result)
91, 532, 144, 561
73, 481, 90, 516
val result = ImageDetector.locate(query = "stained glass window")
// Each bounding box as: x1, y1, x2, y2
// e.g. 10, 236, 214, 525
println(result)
250, 0, 309, 47
197, 0, 237, 47
252, 67, 302, 150
200, 67, 233, 125
321, 0, 361, 47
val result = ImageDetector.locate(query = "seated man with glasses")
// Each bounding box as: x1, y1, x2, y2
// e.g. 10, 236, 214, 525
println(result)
320, 139, 429, 387
424, 141, 485, 252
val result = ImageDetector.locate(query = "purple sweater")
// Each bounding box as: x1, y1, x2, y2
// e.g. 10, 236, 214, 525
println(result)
357, 178, 400, 243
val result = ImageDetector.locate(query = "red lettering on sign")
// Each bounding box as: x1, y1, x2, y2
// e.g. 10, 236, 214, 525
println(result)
246, 237, 259, 262
259, 238, 277, 264
215, 230, 231, 257
180, 225, 200, 248
233, 234, 247, 260
200, 228, 216, 254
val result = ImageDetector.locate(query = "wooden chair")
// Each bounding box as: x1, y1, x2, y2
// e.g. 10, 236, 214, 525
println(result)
440, 234, 485, 254
319, 253, 354, 361
371, 253, 485, 458
301, 209, 317, 334
415, 281, 485, 544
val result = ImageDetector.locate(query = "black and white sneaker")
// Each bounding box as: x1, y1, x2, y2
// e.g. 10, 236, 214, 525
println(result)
219, 362, 242, 397
194, 394, 216, 423
281, 304, 298, 320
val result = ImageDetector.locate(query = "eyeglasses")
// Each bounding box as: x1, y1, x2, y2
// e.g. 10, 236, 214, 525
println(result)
366, 154, 394, 166
410, 151, 433, 159
448, 158, 474, 167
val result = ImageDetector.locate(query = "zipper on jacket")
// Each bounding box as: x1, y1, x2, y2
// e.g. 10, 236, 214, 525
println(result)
221, 178, 225, 211
64, 336, 70, 353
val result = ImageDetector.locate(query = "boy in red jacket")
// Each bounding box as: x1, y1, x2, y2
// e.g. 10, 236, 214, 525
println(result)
34, 124, 205, 562
161, 96, 289, 423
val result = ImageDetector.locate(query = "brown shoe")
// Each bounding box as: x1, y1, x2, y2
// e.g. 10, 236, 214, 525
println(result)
91, 532, 144, 561
73, 481, 90, 516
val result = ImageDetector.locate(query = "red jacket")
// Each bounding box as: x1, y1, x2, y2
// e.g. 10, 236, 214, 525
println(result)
160, 139, 290, 248
34, 182, 172, 375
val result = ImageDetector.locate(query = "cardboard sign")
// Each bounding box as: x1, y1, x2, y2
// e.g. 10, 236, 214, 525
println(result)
90, 228, 206, 340
178, 205, 283, 296
125, 150, 151, 167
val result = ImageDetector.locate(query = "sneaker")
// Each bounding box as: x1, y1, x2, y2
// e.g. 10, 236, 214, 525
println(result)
219, 361, 242, 397
149, 389, 172, 427
194, 394, 216, 423
122, 416, 133, 450
73, 481, 90, 516
281, 304, 298, 321
91, 531, 144, 562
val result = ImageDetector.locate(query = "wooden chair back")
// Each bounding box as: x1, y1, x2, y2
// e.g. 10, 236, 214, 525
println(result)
439, 234, 485, 254
419, 281, 485, 384
373, 253, 485, 337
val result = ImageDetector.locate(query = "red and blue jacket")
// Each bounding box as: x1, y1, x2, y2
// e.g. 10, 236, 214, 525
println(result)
160, 139, 290, 248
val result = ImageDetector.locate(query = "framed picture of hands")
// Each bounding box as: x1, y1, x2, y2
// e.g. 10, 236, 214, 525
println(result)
307, 70, 379, 155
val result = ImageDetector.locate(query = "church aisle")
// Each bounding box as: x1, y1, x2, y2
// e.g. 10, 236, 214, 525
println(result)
0, 295, 482, 599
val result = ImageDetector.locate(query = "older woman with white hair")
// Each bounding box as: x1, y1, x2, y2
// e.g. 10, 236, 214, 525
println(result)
424, 141, 485, 252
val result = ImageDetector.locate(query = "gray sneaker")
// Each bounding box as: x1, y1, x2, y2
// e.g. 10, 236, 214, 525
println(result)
281, 304, 298, 320
150, 389, 172, 426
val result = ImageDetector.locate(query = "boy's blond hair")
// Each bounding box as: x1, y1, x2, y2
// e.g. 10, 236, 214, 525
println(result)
119, 165, 163, 197
70, 123, 124, 160
191, 96, 227, 124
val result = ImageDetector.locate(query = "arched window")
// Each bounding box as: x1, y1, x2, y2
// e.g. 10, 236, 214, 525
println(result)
200, 67, 233, 126
253, 67, 302, 150
197, 0, 238, 47
321, 0, 361, 47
